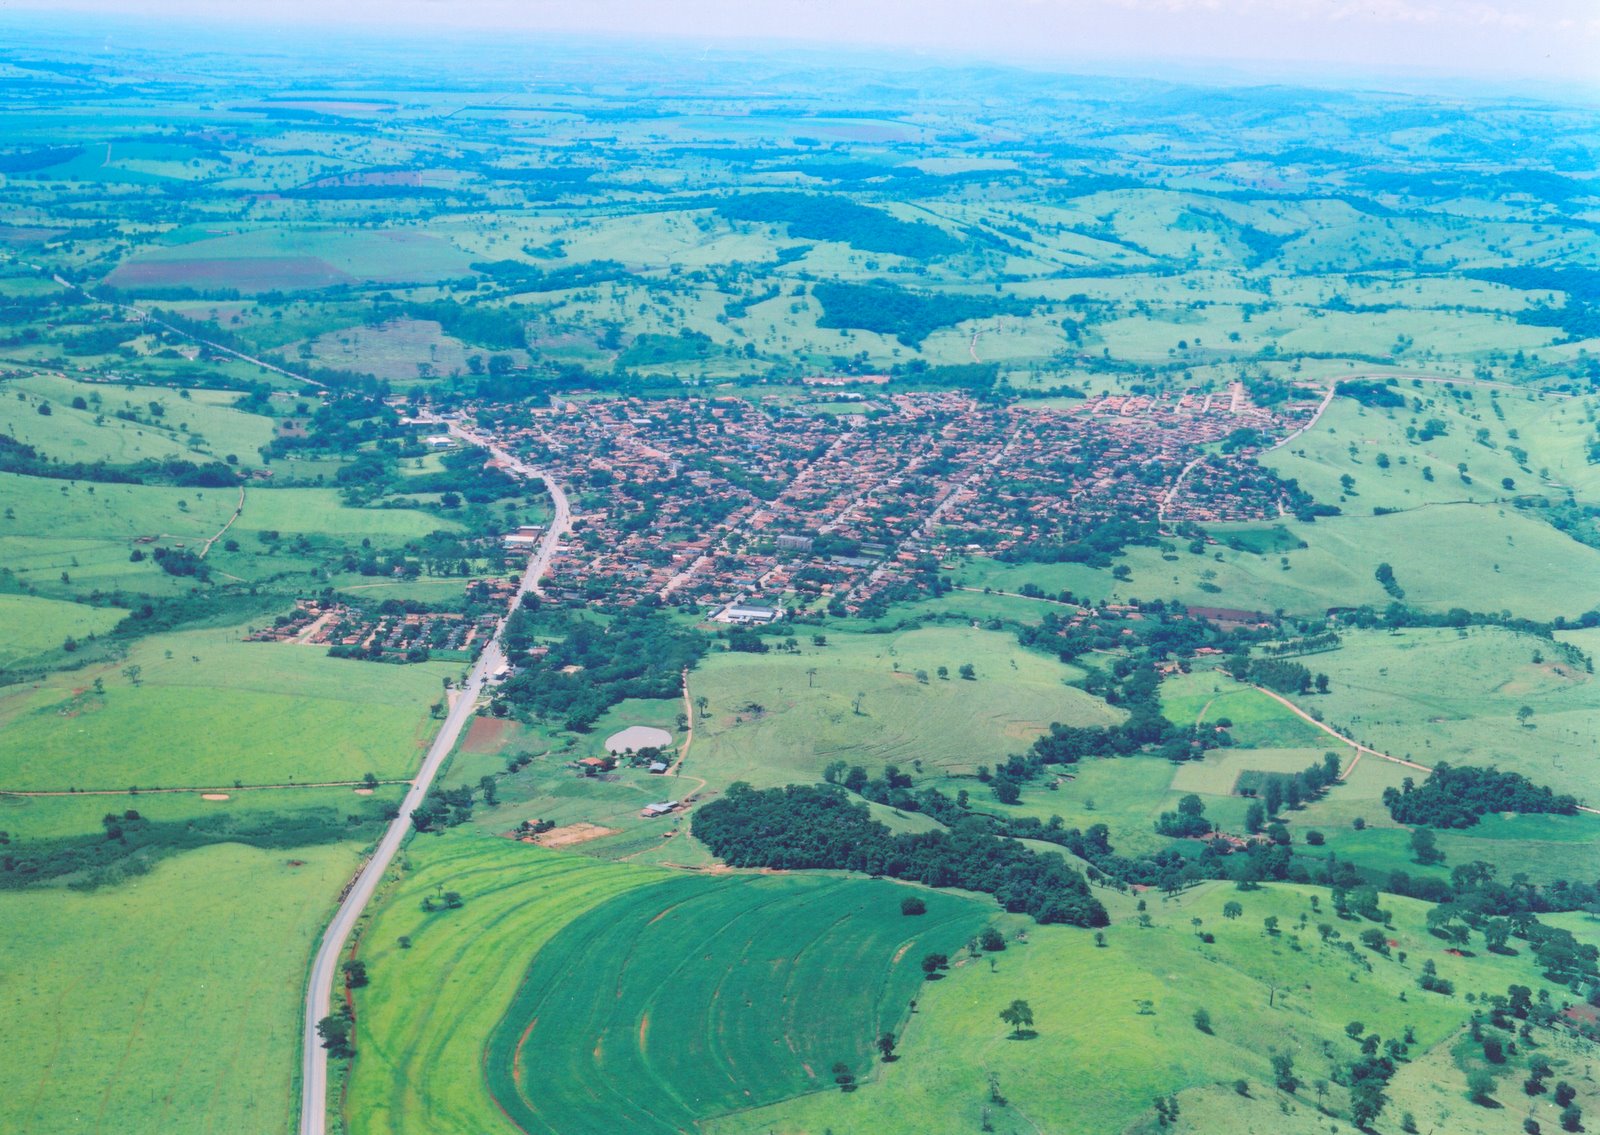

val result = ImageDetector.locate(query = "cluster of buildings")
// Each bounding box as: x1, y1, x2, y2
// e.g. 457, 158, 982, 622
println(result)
455, 383, 1312, 615
247, 598, 493, 658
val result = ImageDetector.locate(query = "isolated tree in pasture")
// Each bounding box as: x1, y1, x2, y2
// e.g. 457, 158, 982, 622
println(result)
999, 999, 1034, 1037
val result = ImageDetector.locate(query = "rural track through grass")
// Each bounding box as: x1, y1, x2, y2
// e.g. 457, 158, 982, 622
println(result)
1251, 681, 1600, 813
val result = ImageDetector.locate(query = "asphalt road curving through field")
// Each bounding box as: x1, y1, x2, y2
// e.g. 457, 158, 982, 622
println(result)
299, 424, 569, 1135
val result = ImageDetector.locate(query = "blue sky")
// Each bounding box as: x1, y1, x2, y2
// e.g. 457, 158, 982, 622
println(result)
12, 0, 1600, 86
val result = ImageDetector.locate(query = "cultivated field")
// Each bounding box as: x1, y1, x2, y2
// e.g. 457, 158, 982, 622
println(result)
343, 831, 988, 1135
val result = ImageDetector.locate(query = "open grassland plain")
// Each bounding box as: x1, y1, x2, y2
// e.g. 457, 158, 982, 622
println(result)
1260, 387, 1598, 513
1309, 625, 1600, 801
344, 831, 989, 1135
962, 500, 1600, 621
3, 373, 277, 464
688, 625, 1120, 789
0, 840, 362, 1135
707, 882, 1596, 1135
0, 469, 459, 598
0, 619, 453, 788
0, 592, 125, 669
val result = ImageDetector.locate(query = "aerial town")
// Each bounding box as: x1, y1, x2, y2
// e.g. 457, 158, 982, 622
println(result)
447, 382, 1315, 617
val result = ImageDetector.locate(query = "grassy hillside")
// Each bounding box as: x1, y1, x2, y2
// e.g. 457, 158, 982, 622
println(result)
709, 882, 1590, 1135
688, 625, 1121, 789
0, 619, 453, 788
0, 840, 362, 1135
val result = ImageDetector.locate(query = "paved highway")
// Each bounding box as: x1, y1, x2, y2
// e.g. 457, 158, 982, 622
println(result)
298, 429, 568, 1135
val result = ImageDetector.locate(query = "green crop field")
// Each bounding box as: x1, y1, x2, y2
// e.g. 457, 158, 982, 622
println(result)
0, 619, 453, 788
0, 839, 362, 1135
343, 837, 660, 1135
344, 831, 989, 1135
484, 868, 988, 1134
687, 625, 1119, 789
709, 881, 1586, 1135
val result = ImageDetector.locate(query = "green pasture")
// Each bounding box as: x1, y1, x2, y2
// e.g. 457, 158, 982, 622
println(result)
937, 754, 1187, 857
482, 868, 988, 1134
1309, 625, 1600, 801
0, 592, 125, 669
1261, 388, 1596, 512
687, 624, 1120, 789
0, 471, 237, 596
1160, 669, 1334, 749
0, 619, 453, 789
1169, 746, 1334, 797
962, 502, 1600, 620
3, 373, 275, 464
0, 781, 403, 840
0, 477, 463, 595
227, 486, 457, 542
711, 881, 1587, 1135
0, 839, 361, 1135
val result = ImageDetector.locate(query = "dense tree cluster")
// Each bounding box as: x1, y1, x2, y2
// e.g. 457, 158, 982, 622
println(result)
716, 192, 964, 259
1155, 794, 1213, 838
0, 801, 395, 890
692, 783, 1108, 926
1227, 652, 1326, 695
495, 606, 707, 732
1339, 379, 1406, 409
1384, 764, 1579, 829
813, 281, 1026, 346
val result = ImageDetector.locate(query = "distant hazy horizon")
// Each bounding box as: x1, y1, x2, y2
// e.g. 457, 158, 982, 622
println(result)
8, 0, 1598, 91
